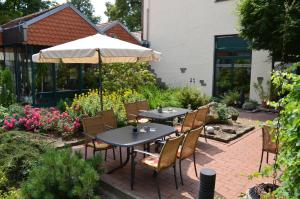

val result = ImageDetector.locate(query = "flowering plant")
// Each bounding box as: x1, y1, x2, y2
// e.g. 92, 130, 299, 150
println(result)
2, 105, 81, 137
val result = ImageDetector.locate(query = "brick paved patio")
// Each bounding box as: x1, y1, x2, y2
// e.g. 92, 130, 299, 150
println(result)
75, 111, 277, 199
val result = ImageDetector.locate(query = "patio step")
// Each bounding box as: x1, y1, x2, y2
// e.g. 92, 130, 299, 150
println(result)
99, 180, 140, 199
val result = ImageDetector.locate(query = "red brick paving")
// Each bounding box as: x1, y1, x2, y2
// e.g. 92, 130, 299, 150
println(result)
74, 112, 277, 199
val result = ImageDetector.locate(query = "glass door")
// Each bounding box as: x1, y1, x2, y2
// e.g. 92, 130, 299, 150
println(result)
214, 35, 252, 98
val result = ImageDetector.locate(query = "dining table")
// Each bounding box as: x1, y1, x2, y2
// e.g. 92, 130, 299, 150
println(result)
96, 123, 176, 190
138, 107, 190, 123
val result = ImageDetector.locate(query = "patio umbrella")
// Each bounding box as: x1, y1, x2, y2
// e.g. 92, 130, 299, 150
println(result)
32, 33, 161, 110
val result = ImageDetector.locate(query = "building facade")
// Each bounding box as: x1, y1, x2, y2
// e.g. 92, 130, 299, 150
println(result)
142, 0, 272, 102
0, 4, 140, 107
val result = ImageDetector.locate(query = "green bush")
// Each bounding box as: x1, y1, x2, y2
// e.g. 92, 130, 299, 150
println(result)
215, 103, 230, 123
221, 91, 239, 106
178, 87, 210, 109
242, 100, 258, 110
0, 68, 15, 107
0, 132, 51, 189
138, 85, 182, 109
21, 149, 103, 199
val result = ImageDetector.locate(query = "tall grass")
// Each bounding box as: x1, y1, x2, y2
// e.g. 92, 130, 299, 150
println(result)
138, 85, 182, 109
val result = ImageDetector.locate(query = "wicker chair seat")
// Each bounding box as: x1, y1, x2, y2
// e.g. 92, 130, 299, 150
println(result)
128, 118, 149, 124
87, 141, 112, 149
141, 154, 160, 170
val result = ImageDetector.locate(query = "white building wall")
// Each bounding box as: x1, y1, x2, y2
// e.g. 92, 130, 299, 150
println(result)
143, 0, 272, 102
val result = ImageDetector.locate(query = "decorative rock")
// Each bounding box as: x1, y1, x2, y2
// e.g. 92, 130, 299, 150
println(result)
222, 127, 236, 134
205, 126, 215, 134
212, 125, 220, 131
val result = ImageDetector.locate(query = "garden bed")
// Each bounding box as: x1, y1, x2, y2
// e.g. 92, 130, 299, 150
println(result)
203, 123, 255, 143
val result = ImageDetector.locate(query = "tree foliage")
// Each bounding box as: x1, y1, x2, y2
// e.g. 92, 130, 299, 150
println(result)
105, 0, 141, 31
270, 63, 300, 198
238, 0, 300, 62
0, 0, 54, 25
68, 0, 100, 24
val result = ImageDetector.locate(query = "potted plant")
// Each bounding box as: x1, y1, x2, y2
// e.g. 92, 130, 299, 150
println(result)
132, 119, 138, 132
228, 107, 239, 121
253, 80, 270, 108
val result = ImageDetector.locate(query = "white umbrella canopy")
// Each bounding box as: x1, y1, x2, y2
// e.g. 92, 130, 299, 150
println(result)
32, 33, 161, 64
32, 33, 161, 110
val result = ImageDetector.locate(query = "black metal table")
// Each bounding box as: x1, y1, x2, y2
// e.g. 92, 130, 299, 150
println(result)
138, 107, 190, 122
96, 123, 176, 190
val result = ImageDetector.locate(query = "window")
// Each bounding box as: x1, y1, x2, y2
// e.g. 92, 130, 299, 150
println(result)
214, 35, 252, 97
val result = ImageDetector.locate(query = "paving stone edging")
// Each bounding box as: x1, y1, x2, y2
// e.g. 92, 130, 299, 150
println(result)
99, 180, 140, 199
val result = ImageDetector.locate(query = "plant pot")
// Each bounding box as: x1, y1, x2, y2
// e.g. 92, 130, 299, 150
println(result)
132, 127, 138, 132
246, 183, 279, 199
231, 115, 239, 121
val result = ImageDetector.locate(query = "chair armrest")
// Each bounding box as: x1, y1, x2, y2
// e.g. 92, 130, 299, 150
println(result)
134, 149, 159, 157
104, 124, 114, 130
82, 132, 95, 140
129, 113, 138, 117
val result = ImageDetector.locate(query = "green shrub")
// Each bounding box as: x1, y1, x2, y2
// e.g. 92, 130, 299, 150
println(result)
242, 100, 258, 110
21, 149, 103, 199
138, 85, 182, 109
178, 87, 210, 109
228, 106, 239, 116
8, 104, 24, 118
0, 132, 51, 189
0, 68, 16, 107
221, 91, 239, 106
66, 89, 145, 126
215, 103, 230, 123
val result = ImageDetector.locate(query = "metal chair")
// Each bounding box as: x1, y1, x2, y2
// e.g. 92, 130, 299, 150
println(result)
177, 127, 203, 185
258, 125, 279, 172
193, 105, 210, 142
82, 115, 116, 160
124, 100, 150, 124
134, 135, 184, 199
174, 110, 198, 134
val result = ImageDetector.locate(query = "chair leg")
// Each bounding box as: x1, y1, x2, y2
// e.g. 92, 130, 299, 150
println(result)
93, 148, 96, 157
259, 150, 264, 172
119, 147, 123, 165
173, 165, 178, 190
179, 159, 184, 186
266, 152, 269, 164
193, 153, 198, 178
153, 171, 161, 199
113, 148, 116, 160
203, 125, 208, 143
84, 145, 88, 160
105, 149, 107, 161
143, 144, 146, 158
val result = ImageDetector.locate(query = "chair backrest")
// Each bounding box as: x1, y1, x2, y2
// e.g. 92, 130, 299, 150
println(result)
179, 127, 203, 159
193, 106, 210, 128
157, 135, 184, 171
262, 125, 278, 154
97, 109, 117, 129
136, 100, 150, 111
180, 110, 198, 133
82, 116, 105, 137
124, 100, 150, 122
124, 102, 138, 121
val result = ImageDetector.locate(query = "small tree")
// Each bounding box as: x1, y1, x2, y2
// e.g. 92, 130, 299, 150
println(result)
105, 0, 142, 31
68, 0, 100, 24
237, 0, 300, 62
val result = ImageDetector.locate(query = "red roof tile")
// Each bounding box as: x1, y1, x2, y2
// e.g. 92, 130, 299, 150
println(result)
105, 23, 140, 45
27, 7, 97, 46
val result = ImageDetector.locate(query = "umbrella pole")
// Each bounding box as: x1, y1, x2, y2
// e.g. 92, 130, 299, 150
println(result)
97, 50, 103, 111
